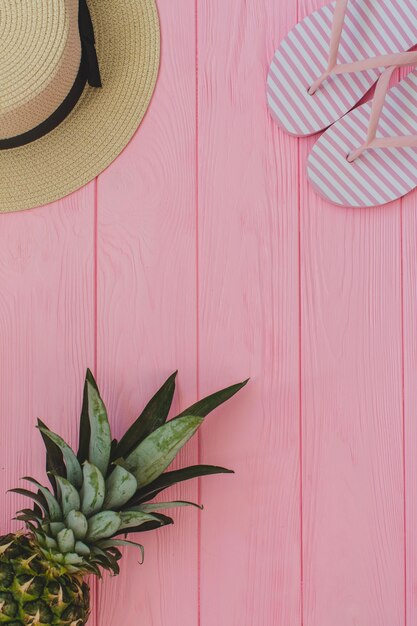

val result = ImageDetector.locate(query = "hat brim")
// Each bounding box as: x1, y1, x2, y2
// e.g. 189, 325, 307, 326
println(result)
0, 0, 160, 213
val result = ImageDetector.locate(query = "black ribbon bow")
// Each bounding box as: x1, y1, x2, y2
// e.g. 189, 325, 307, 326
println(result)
78, 0, 102, 87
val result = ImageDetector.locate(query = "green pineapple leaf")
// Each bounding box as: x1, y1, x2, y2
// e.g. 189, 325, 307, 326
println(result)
74, 540, 91, 556
112, 371, 177, 461
49, 522, 66, 537
175, 379, 249, 420
80, 462, 105, 517
24, 521, 41, 537
137, 500, 203, 512
66, 510, 88, 540
77, 368, 97, 465
113, 512, 174, 536
9, 489, 48, 514
37, 426, 83, 490
14, 510, 42, 525
23, 478, 62, 522
57, 528, 75, 553
91, 547, 120, 576
130, 464, 234, 505
85, 561, 103, 578
124, 415, 203, 488
86, 380, 111, 477
37, 419, 66, 494
97, 538, 142, 550
33, 502, 43, 518
118, 510, 162, 531
15, 508, 43, 524
54, 476, 81, 517
97, 539, 144, 564
86, 511, 121, 541
110, 438, 118, 459
104, 464, 137, 510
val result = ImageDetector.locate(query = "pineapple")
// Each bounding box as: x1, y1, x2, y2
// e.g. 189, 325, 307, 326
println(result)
1, 369, 247, 625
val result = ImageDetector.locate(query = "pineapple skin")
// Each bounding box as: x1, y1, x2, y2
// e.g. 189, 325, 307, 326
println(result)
0, 534, 90, 626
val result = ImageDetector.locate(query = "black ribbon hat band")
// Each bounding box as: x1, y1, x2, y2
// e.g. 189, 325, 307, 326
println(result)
78, 0, 102, 88
0, 0, 101, 151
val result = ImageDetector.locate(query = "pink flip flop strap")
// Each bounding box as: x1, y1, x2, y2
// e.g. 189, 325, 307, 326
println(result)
347, 51, 417, 162
308, 0, 417, 95
308, 0, 348, 94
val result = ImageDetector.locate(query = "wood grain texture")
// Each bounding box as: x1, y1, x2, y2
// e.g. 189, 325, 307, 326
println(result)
299, 3, 405, 625
0, 189, 97, 624
1, 1, 416, 625
402, 165, 417, 626
198, 1, 301, 624
95, 1, 198, 624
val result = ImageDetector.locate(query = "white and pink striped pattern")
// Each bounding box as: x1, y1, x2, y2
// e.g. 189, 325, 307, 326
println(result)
267, 0, 417, 136
307, 68, 417, 207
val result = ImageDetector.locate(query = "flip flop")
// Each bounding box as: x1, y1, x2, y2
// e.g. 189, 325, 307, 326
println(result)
267, 0, 417, 136
307, 51, 417, 207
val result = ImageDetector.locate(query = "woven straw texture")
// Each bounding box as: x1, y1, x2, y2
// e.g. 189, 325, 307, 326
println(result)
0, 0, 81, 139
0, 0, 160, 212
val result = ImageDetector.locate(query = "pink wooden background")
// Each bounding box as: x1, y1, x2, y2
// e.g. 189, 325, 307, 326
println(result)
1, 0, 416, 624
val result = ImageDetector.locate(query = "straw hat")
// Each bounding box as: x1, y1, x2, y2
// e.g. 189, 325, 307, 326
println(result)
0, 0, 160, 212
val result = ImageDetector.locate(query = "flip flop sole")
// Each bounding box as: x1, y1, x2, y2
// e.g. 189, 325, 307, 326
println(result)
307, 69, 417, 207
267, 0, 417, 136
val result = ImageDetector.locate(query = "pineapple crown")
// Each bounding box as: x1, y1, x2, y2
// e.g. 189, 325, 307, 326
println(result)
11, 370, 247, 577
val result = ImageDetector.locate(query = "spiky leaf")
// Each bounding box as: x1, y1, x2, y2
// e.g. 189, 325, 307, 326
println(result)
49, 522, 66, 537
91, 546, 120, 575
104, 465, 137, 510
57, 528, 75, 553
44, 536, 58, 549
16, 508, 43, 525
14, 512, 41, 525
131, 465, 234, 504
75, 540, 90, 556
66, 510, 88, 540
97, 539, 144, 563
118, 510, 162, 531
87, 380, 111, 476
9, 489, 47, 514
125, 415, 203, 488
78, 369, 97, 464
38, 427, 82, 489
138, 500, 203, 512
80, 462, 105, 516
23, 478, 62, 522
83, 561, 102, 577
113, 512, 174, 536
113, 371, 177, 460
64, 552, 84, 566
87, 512, 121, 541
175, 379, 248, 419
37, 419, 66, 493
55, 476, 81, 517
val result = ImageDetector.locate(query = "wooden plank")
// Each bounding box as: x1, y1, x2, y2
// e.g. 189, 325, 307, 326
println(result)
0, 189, 96, 622
198, 1, 301, 624
95, 1, 198, 624
402, 175, 417, 625
299, 3, 405, 625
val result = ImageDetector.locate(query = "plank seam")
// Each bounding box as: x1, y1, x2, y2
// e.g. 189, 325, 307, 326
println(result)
296, 2, 303, 620
94, 177, 98, 377
195, 2, 201, 625
400, 197, 407, 626
93, 175, 99, 626
297, 135, 304, 626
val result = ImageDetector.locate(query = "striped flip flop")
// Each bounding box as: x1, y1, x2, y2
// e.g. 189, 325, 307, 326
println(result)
267, 0, 417, 137
307, 53, 417, 207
